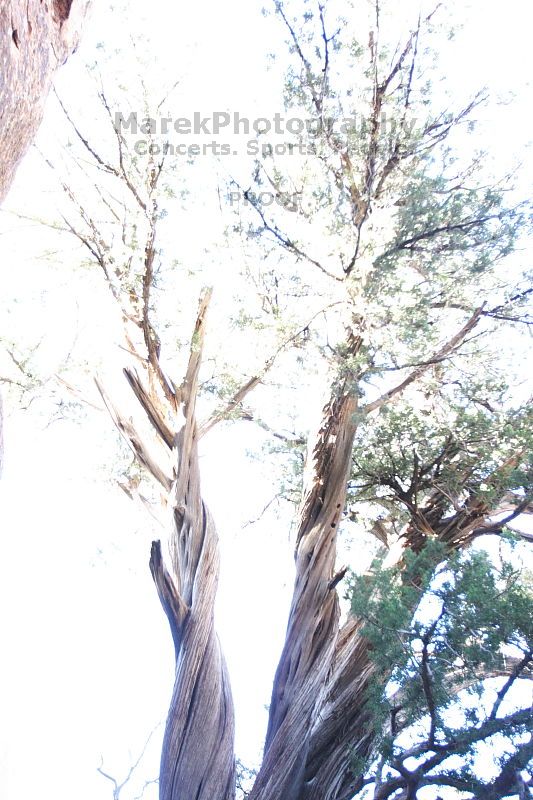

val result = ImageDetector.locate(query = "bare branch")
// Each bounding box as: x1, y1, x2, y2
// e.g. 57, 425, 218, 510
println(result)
243, 186, 343, 282
95, 377, 172, 491
199, 302, 344, 437
363, 305, 485, 414
97, 722, 162, 800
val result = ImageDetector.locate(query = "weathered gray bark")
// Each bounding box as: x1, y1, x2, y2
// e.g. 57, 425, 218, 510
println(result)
0, 0, 90, 203
99, 292, 236, 800
149, 295, 235, 800
248, 338, 362, 800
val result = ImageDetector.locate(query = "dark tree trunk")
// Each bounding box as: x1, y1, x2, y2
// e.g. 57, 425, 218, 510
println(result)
0, 0, 90, 203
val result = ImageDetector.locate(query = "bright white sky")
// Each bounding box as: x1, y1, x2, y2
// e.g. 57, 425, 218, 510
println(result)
0, 1, 532, 799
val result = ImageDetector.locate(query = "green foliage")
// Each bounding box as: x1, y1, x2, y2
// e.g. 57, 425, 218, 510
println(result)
348, 539, 449, 737
347, 536, 533, 794
350, 395, 533, 522
239, 3, 532, 464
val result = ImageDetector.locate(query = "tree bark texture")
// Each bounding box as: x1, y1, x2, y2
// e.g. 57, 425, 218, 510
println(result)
100, 292, 236, 800
248, 327, 364, 800
0, 0, 90, 203
248, 388, 369, 800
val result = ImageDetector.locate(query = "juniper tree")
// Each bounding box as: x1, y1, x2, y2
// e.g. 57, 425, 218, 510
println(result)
34, 1, 532, 799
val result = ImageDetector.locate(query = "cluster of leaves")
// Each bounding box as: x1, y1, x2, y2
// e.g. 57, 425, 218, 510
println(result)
239, 2, 532, 431
373, 167, 527, 281
236, 758, 258, 800
347, 536, 533, 796
349, 389, 533, 529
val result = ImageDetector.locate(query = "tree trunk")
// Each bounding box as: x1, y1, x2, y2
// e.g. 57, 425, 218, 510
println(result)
248, 387, 372, 800
149, 422, 236, 800
105, 302, 493, 800
99, 292, 236, 800
0, 0, 90, 203
248, 327, 364, 800
147, 295, 236, 799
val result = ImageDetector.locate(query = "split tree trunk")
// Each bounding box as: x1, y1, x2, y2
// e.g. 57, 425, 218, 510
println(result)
148, 326, 236, 800
103, 290, 515, 800
99, 293, 236, 800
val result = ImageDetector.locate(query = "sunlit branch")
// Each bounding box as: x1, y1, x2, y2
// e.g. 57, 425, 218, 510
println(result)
97, 723, 162, 800
242, 186, 343, 281
198, 301, 344, 437
363, 305, 484, 414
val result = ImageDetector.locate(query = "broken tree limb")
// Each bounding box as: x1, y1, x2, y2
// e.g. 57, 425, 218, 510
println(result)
104, 290, 236, 800
154, 438, 235, 798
